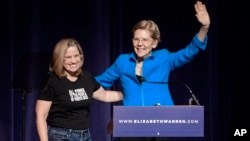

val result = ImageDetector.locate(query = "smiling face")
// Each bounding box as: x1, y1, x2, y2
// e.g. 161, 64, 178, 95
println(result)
132, 29, 158, 61
63, 46, 83, 76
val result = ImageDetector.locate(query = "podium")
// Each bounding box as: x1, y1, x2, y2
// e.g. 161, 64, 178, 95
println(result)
113, 106, 204, 137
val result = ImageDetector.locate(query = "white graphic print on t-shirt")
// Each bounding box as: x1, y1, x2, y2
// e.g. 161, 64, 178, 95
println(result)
69, 88, 89, 102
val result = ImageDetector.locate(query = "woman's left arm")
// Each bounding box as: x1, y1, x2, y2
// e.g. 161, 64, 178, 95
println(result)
93, 86, 123, 102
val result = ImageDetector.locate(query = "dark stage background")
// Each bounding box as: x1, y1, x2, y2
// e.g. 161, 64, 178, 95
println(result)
1, 0, 249, 141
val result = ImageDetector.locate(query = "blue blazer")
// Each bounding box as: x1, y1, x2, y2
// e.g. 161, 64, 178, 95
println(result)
95, 34, 207, 106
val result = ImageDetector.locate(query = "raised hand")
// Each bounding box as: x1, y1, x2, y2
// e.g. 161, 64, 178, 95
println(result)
194, 1, 210, 28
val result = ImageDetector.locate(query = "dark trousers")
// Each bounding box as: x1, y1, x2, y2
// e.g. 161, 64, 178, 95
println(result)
116, 137, 170, 141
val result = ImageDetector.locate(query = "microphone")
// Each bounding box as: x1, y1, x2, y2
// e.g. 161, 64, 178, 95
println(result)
137, 75, 146, 84
177, 82, 200, 106
138, 76, 200, 106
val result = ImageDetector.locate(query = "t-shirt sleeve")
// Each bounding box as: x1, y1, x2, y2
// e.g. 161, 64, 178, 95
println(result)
93, 77, 101, 92
37, 74, 55, 101
84, 70, 101, 92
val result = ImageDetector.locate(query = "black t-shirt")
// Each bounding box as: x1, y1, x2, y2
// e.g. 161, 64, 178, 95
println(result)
37, 70, 100, 130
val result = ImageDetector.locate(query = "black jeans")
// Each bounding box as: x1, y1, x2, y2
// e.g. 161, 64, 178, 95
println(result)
116, 137, 170, 141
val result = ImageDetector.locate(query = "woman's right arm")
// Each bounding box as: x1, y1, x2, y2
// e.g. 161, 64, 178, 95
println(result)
36, 100, 52, 141
194, 1, 210, 41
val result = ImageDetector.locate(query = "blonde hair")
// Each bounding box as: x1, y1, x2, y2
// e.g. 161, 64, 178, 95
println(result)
49, 38, 84, 78
132, 20, 161, 43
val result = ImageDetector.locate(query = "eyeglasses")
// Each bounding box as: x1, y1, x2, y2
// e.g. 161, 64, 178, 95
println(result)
64, 54, 81, 61
132, 38, 153, 44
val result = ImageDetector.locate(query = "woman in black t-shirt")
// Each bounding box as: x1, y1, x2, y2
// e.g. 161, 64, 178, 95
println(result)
36, 38, 123, 141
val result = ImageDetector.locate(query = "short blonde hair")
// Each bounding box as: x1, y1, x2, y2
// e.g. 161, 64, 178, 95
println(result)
132, 20, 161, 43
49, 38, 84, 78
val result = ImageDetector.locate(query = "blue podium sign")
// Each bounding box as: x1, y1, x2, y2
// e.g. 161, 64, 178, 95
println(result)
113, 106, 204, 137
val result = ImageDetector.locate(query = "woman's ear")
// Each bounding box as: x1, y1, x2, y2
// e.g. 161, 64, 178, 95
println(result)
152, 41, 158, 48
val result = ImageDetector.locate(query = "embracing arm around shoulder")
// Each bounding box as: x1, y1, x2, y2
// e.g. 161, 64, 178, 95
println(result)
36, 100, 52, 141
195, 1, 210, 41
93, 86, 123, 102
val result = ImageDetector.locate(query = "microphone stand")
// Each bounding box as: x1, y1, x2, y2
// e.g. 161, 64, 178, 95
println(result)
179, 83, 200, 106
140, 77, 201, 106
18, 88, 32, 141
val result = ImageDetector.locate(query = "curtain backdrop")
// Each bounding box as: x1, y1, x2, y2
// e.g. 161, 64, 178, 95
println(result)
2, 0, 249, 141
